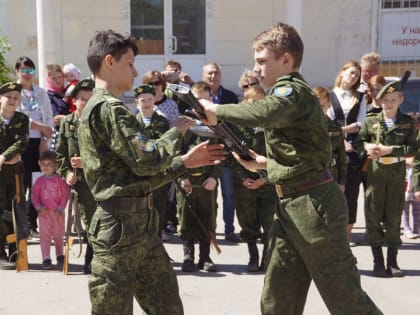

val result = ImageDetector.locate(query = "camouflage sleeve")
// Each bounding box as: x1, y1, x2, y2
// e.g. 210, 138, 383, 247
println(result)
413, 146, 420, 192
216, 94, 299, 129
336, 132, 347, 185
2, 113, 29, 161
56, 118, 72, 179
355, 120, 372, 153
102, 103, 184, 177
388, 120, 417, 157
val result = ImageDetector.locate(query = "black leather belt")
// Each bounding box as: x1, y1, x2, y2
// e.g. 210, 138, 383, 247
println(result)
98, 195, 152, 211
275, 169, 333, 198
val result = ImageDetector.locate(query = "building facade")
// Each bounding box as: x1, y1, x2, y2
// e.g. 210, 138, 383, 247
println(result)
0, 0, 419, 94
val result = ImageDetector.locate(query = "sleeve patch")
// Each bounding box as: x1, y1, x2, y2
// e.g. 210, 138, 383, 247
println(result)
274, 86, 293, 97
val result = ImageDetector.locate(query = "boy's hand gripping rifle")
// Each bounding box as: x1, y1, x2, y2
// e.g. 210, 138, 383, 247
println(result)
167, 83, 255, 161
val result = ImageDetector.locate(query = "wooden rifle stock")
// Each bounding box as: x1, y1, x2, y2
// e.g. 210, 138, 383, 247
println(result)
63, 189, 75, 275
5, 172, 29, 271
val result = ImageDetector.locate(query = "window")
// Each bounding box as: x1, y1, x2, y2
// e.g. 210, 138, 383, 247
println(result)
382, 0, 420, 8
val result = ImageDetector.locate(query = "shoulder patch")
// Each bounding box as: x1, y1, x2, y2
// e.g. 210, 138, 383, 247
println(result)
135, 134, 155, 152
274, 86, 293, 97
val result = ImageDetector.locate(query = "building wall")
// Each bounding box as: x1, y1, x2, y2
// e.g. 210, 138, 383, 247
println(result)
2, 0, 414, 92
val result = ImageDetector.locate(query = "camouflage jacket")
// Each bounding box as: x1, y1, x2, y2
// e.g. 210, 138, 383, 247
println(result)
135, 109, 170, 140
0, 111, 29, 161
327, 116, 347, 185
179, 130, 221, 181
56, 112, 85, 182
357, 110, 417, 157
216, 72, 331, 186
78, 88, 187, 201
231, 126, 267, 182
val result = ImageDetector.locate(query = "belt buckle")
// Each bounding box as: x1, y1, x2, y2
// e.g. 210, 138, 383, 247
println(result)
191, 173, 202, 177
275, 184, 284, 198
381, 157, 394, 165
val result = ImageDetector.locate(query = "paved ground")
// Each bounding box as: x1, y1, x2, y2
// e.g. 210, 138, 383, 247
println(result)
1, 188, 420, 314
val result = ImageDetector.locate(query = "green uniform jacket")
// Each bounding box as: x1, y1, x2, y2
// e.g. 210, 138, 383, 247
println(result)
78, 88, 187, 201
0, 111, 29, 160
327, 117, 347, 185
136, 109, 170, 139
216, 73, 331, 186
356, 110, 417, 157
56, 112, 85, 182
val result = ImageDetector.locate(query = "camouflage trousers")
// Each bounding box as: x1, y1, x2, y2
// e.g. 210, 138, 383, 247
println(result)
261, 181, 382, 315
88, 203, 183, 315
234, 182, 276, 244
365, 161, 406, 247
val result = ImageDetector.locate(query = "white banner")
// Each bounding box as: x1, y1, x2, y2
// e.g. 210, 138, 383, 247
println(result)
380, 11, 420, 59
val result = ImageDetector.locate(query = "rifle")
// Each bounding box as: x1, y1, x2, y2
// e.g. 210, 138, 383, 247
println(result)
63, 188, 84, 274
5, 165, 29, 271
362, 70, 411, 172
176, 182, 221, 255
167, 83, 255, 162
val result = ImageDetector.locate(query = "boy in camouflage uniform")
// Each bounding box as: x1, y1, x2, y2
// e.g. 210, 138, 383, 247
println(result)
357, 80, 417, 277
200, 22, 382, 314
0, 82, 28, 266
133, 84, 170, 240
56, 78, 95, 274
177, 81, 220, 272
232, 85, 276, 272
77, 30, 226, 315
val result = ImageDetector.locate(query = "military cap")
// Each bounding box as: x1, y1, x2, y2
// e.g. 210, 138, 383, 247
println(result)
133, 84, 156, 97
0, 82, 22, 94
376, 80, 402, 99
70, 78, 95, 98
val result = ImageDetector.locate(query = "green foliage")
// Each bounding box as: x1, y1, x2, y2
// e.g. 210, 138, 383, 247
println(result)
0, 34, 14, 85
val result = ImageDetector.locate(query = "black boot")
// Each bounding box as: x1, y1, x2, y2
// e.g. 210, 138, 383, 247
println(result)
83, 242, 93, 274
247, 241, 259, 272
371, 246, 387, 277
198, 239, 217, 272
260, 244, 268, 272
181, 239, 195, 272
387, 247, 404, 277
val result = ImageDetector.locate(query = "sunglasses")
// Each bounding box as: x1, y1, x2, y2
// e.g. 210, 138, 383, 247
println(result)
242, 81, 258, 89
149, 81, 162, 87
20, 68, 35, 75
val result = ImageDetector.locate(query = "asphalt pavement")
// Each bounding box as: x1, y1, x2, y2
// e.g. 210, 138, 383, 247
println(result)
1, 187, 420, 315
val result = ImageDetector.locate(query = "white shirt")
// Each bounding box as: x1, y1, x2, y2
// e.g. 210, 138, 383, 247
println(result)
327, 87, 366, 127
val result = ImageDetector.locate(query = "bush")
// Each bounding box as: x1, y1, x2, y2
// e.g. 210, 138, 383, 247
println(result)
0, 34, 14, 85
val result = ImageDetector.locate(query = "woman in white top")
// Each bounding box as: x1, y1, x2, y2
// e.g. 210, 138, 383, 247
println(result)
327, 60, 364, 245
15, 56, 54, 236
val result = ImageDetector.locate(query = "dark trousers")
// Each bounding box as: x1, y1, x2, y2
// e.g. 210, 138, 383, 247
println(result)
344, 166, 366, 224
22, 138, 41, 231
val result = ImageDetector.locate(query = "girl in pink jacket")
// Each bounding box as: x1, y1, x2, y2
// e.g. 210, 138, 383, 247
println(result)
31, 150, 69, 270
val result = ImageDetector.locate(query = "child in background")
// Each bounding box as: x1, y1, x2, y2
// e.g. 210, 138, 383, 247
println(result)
231, 84, 276, 272
402, 113, 420, 239
177, 81, 220, 272
0, 82, 28, 265
31, 150, 69, 270
63, 63, 81, 113
357, 80, 417, 277
133, 84, 170, 240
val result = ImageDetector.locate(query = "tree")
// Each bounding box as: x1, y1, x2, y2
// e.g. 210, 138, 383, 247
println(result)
0, 34, 14, 85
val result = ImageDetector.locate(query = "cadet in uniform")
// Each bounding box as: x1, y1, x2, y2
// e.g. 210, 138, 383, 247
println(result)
177, 81, 220, 272
133, 84, 170, 240
200, 22, 382, 314
357, 81, 417, 277
232, 85, 276, 272
56, 78, 95, 274
0, 82, 28, 265
78, 30, 226, 315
